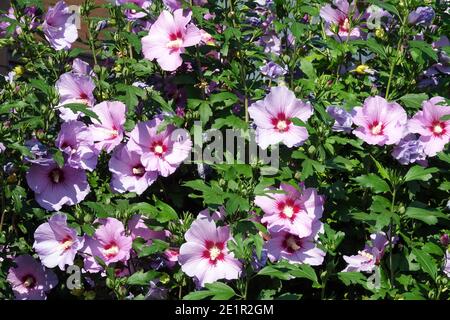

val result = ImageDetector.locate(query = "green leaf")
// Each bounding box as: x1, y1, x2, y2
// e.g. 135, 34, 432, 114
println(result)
184, 282, 236, 300
408, 41, 438, 62
353, 174, 390, 193
289, 264, 319, 285
137, 239, 169, 258
337, 272, 367, 286
299, 59, 317, 79
258, 265, 293, 280
398, 93, 428, 110
404, 165, 439, 182
370, 155, 390, 181
82, 224, 96, 237
204, 282, 236, 300
412, 248, 437, 280
367, 0, 400, 17
9, 142, 33, 157
53, 150, 64, 168
405, 204, 448, 225
199, 102, 213, 124
127, 270, 160, 285
61, 103, 100, 121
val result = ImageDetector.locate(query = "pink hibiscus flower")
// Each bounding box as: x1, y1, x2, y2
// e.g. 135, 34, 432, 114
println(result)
255, 183, 324, 238
178, 218, 242, 287
319, 0, 362, 41
33, 213, 84, 270
127, 116, 192, 177
26, 160, 91, 211
89, 101, 127, 153
7, 255, 58, 300
407, 97, 450, 156
248, 86, 313, 150
109, 144, 158, 195
352, 96, 407, 146
55, 72, 96, 121
141, 9, 202, 71
55, 120, 98, 171
81, 218, 133, 273
265, 229, 325, 265
342, 232, 394, 273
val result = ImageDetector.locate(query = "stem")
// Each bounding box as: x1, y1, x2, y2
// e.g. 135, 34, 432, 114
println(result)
0, 170, 5, 234
228, 0, 248, 123
385, 15, 407, 99
388, 188, 396, 288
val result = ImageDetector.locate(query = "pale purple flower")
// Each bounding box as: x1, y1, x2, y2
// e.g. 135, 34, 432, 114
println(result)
89, 101, 126, 153
197, 207, 226, 222
55, 121, 98, 171
178, 218, 242, 287
248, 86, 313, 150
251, 248, 268, 271
320, 0, 362, 41
352, 96, 407, 146
109, 144, 158, 195
0, 8, 20, 37
127, 116, 192, 177
326, 106, 353, 133
33, 213, 84, 270
24, 139, 53, 165
258, 33, 281, 55
26, 160, 90, 211
407, 97, 450, 157
343, 232, 393, 273
128, 214, 169, 243
391, 134, 428, 166
81, 218, 133, 273
145, 280, 168, 300
0, 142, 5, 153
255, 183, 324, 238
141, 9, 202, 71
117, 0, 152, 20
43, 1, 78, 50
260, 61, 287, 79
72, 58, 94, 76
55, 72, 96, 121
444, 250, 450, 277
265, 229, 325, 265
408, 6, 435, 26
7, 255, 58, 300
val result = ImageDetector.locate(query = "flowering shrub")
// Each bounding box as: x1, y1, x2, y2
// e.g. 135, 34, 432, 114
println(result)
0, 0, 449, 300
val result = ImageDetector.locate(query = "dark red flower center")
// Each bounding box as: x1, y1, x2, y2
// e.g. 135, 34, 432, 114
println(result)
49, 168, 64, 184
60, 235, 74, 251
21, 274, 37, 288
339, 17, 351, 33
167, 31, 183, 50
277, 199, 300, 221
132, 165, 146, 177
430, 120, 446, 136
369, 120, 384, 136
150, 141, 167, 157
271, 112, 291, 132
103, 242, 119, 259
202, 240, 225, 265
282, 234, 303, 254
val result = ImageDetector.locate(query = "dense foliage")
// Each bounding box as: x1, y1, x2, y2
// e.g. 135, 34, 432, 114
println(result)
0, 0, 449, 300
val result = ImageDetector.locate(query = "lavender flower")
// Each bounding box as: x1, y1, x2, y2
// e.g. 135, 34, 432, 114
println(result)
391, 134, 428, 166
43, 1, 78, 50
326, 106, 353, 133
408, 7, 435, 26
260, 61, 287, 79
